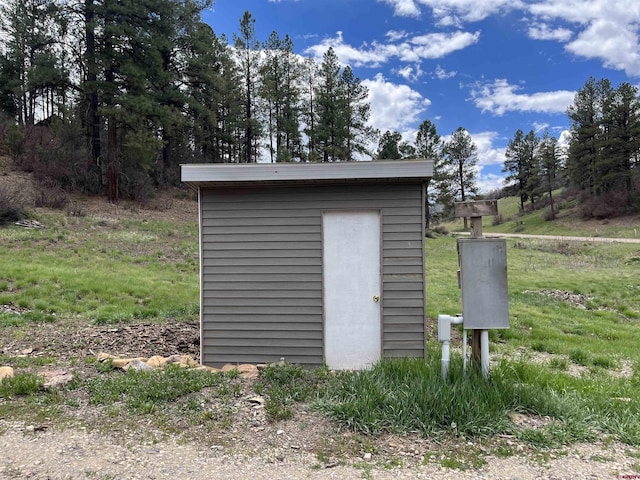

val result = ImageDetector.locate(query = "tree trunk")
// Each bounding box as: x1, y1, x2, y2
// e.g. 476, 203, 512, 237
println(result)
85, 0, 102, 191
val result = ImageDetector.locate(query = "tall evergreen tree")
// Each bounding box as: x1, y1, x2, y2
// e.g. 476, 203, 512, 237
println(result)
302, 56, 318, 161
376, 130, 403, 160
0, 0, 66, 125
503, 129, 540, 212
315, 47, 343, 162
260, 32, 302, 162
340, 65, 375, 161
566, 77, 610, 196
443, 127, 478, 229
537, 131, 562, 218
233, 11, 262, 163
415, 120, 449, 227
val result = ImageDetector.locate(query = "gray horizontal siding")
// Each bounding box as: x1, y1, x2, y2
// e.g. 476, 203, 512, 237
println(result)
200, 183, 425, 367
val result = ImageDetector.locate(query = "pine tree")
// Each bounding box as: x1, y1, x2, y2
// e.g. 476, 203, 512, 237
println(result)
0, 0, 66, 125
443, 127, 478, 229
340, 65, 375, 161
376, 131, 403, 159
260, 32, 302, 162
503, 129, 540, 212
415, 120, 448, 227
315, 47, 343, 162
537, 131, 562, 218
234, 11, 262, 163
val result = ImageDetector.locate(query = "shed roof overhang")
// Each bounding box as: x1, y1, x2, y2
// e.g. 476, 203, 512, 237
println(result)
181, 159, 433, 188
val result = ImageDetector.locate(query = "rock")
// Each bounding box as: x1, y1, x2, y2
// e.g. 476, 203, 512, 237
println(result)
20, 347, 34, 355
40, 368, 75, 388
166, 354, 199, 367
363, 452, 372, 461
247, 396, 265, 405
123, 359, 154, 371
276, 429, 285, 435
45, 373, 75, 388
193, 365, 221, 373
222, 364, 259, 379
112, 357, 148, 369
96, 352, 116, 362
146, 356, 167, 368
0, 366, 15, 381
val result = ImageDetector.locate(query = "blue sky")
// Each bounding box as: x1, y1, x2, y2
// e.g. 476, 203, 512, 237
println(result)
203, 0, 640, 191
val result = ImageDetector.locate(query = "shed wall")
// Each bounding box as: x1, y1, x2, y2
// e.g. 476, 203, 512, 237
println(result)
200, 183, 426, 366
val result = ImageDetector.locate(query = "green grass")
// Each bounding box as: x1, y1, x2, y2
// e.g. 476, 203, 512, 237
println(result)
426, 237, 640, 360
442, 191, 640, 238
86, 364, 226, 414
0, 212, 199, 325
315, 352, 640, 447
0, 372, 44, 398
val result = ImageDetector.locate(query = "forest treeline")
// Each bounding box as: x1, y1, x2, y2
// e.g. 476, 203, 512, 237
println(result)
0, 1, 638, 219
0, 1, 375, 202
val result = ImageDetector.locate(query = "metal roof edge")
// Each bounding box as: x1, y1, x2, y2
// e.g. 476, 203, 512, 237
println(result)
181, 160, 433, 185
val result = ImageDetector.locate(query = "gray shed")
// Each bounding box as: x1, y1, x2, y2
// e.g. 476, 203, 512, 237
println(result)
181, 160, 433, 369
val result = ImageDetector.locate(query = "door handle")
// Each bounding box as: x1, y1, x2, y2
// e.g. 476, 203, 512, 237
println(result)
373, 295, 380, 302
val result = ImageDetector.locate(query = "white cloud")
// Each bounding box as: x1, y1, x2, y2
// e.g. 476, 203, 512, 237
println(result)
470, 79, 575, 116
527, 23, 573, 42
565, 20, 640, 76
363, 73, 431, 133
527, 0, 640, 76
532, 121, 549, 132
303, 32, 388, 67
471, 131, 508, 192
395, 64, 424, 82
381, 0, 523, 22
378, 0, 421, 17
378, 0, 640, 77
385, 30, 409, 41
476, 171, 507, 193
469, 131, 506, 167
304, 31, 480, 67
434, 65, 457, 79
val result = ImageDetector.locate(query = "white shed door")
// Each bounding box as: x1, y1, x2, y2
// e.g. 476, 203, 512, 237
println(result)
323, 211, 381, 370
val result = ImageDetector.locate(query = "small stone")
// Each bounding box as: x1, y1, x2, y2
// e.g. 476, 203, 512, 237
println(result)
96, 353, 115, 362
25, 425, 35, 433
43, 372, 74, 389
363, 453, 372, 461
123, 359, 154, 371
112, 357, 148, 369
146, 356, 167, 368
20, 348, 34, 355
276, 429, 285, 435
0, 366, 15, 381
222, 364, 259, 379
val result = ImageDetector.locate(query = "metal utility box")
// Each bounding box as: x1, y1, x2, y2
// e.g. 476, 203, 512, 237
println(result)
457, 238, 509, 329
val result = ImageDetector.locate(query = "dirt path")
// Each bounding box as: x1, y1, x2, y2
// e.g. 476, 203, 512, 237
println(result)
1, 421, 638, 480
456, 231, 640, 243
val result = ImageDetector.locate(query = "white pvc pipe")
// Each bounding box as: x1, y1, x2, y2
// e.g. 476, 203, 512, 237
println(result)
481, 329, 489, 378
462, 329, 467, 373
438, 314, 464, 379
441, 341, 450, 379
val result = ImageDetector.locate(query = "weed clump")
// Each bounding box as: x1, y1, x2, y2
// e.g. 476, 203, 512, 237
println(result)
0, 183, 28, 225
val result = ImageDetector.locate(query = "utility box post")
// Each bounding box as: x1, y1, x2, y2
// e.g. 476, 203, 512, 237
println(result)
455, 200, 502, 376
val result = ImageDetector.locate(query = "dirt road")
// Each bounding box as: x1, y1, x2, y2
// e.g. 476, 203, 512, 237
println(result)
455, 231, 640, 243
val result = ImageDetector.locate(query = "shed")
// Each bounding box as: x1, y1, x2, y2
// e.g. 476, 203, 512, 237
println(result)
181, 160, 433, 369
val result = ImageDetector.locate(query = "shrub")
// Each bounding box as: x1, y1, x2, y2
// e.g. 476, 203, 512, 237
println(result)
0, 182, 28, 225
34, 186, 70, 210
543, 208, 556, 221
